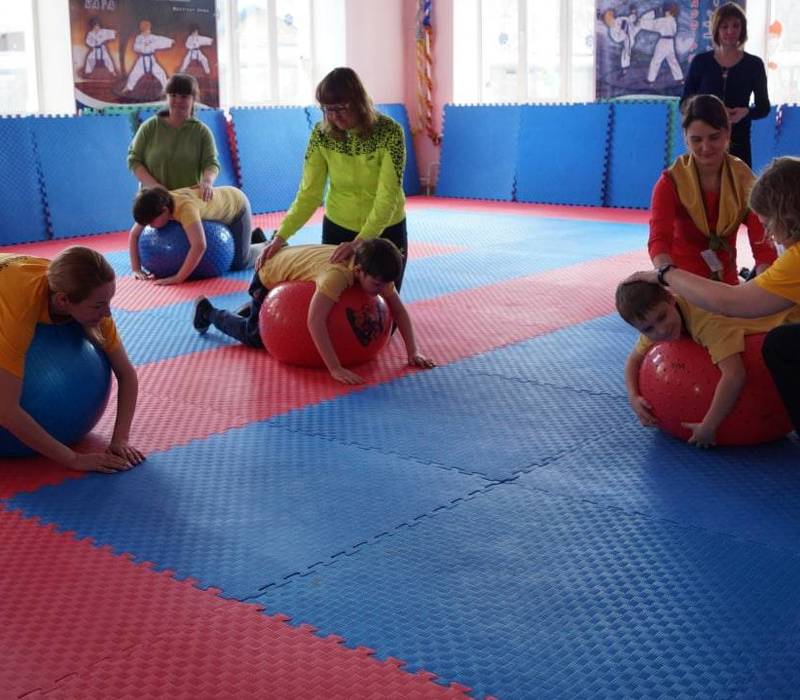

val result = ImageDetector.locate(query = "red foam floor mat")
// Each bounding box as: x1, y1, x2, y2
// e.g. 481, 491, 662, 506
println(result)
0, 506, 472, 699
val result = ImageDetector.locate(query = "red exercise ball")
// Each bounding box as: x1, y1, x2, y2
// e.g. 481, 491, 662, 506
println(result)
259, 281, 393, 368
638, 333, 792, 445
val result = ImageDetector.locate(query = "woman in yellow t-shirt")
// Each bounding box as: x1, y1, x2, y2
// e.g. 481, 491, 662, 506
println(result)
630, 156, 800, 433
0, 247, 144, 472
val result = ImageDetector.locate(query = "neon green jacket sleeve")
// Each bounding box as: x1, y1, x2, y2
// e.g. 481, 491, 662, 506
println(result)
276, 128, 328, 241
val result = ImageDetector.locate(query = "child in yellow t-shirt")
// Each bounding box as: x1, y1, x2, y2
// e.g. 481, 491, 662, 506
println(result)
616, 279, 800, 447
128, 185, 267, 285
192, 238, 434, 385
0, 247, 144, 472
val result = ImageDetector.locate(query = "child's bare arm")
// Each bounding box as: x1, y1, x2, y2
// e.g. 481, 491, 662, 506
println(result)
682, 353, 746, 447
154, 221, 207, 285
624, 349, 656, 426
384, 289, 435, 368
128, 223, 151, 279
307, 290, 364, 384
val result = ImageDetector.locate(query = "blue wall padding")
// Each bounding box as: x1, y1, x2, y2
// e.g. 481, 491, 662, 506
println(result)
230, 107, 311, 213
775, 105, 800, 163
515, 103, 610, 206
751, 106, 776, 175
196, 110, 238, 187
0, 117, 48, 244
669, 99, 686, 162
32, 115, 137, 237
605, 102, 669, 208
436, 104, 520, 201
375, 103, 421, 195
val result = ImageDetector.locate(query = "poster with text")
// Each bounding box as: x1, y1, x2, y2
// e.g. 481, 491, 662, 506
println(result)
595, 0, 746, 99
70, 0, 219, 110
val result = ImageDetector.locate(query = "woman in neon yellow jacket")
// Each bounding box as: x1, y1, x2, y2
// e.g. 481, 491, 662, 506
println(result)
260, 67, 409, 289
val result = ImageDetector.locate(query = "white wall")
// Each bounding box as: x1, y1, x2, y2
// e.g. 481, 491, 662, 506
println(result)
344, 0, 404, 103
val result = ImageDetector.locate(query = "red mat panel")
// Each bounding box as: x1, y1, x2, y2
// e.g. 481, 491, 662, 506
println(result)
0, 506, 472, 699
112, 275, 250, 312
407, 195, 651, 225
0, 231, 129, 257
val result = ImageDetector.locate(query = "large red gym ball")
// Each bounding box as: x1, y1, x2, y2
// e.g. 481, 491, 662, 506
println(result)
259, 281, 393, 368
638, 334, 792, 446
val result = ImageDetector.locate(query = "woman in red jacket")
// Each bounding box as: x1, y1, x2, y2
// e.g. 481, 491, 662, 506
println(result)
648, 94, 776, 285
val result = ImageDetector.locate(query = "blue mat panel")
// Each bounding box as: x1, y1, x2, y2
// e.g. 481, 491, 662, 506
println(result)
6, 421, 486, 601
775, 104, 800, 162
196, 109, 238, 187
32, 115, 137, 237
668, 98, 686, 162
605, 102, 669, 208
268, 365, 632, 480
0, 117, 48, 244
516, 103, 610, 206
459, 313, 632, 398
230, 107, 311, 213
376, 103, 421, 195
751, 106, 777, 175
436, 104, 520, 200
518, 424, 800, 555
257, 483, 800, 699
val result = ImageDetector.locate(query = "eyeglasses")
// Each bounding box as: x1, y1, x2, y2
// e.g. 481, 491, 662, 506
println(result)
321, 103, 349, 116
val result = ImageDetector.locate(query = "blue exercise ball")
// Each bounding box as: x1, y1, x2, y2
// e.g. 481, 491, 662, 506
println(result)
139, 220, 235, 280
0, 323, 112, 458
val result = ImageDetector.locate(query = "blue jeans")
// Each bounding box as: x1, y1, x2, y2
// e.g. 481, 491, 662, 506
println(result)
207, 271, 268, 348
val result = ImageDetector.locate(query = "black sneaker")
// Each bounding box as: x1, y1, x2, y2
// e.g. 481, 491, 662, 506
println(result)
192, 296, 213, 334
235, 301, 252, 318
251, 227, 267, 244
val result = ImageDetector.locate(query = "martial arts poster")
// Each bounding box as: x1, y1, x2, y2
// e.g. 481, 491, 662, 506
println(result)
595, 0, 746, 99
70, 0, 219, 110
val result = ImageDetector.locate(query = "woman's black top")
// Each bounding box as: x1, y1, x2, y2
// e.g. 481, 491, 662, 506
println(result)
681, 50, 770, 166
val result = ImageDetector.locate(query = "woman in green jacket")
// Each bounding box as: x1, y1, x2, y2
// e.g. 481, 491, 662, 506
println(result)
260, 67, 409, 289
127, 73, 220, 201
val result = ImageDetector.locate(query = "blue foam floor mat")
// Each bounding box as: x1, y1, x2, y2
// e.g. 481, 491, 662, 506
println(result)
6, 421, 487, 601
268, 365, 632, 480
517, 423, 800, 555
256, 482, 800, 699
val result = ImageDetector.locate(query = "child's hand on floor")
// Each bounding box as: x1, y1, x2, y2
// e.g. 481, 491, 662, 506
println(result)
682, 421, 717, 448
133, 269, 154, 281
408, 353, 435, 369
329, 367, 365, 385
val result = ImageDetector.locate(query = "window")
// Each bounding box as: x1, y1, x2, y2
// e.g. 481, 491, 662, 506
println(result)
0, 3, 38, 114
218, 0, 344, 107
767, 0, 800, 105
454, 0, 595, 104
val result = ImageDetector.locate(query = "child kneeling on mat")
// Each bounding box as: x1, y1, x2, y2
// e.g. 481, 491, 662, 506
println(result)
129, 185, 267, 285
0, 247, 144, 472
192, 239, 435, 385
616, 279, 800, 447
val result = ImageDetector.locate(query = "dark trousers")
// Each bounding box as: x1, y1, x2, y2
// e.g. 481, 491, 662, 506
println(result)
229, 199, 264, 270
322, 216, 408, 291
207, 271, 268, 348
762, 323, 800, 432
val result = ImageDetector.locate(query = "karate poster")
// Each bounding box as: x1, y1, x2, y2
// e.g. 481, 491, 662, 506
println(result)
70, 0, 219, 109
595, 0, 746, 99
